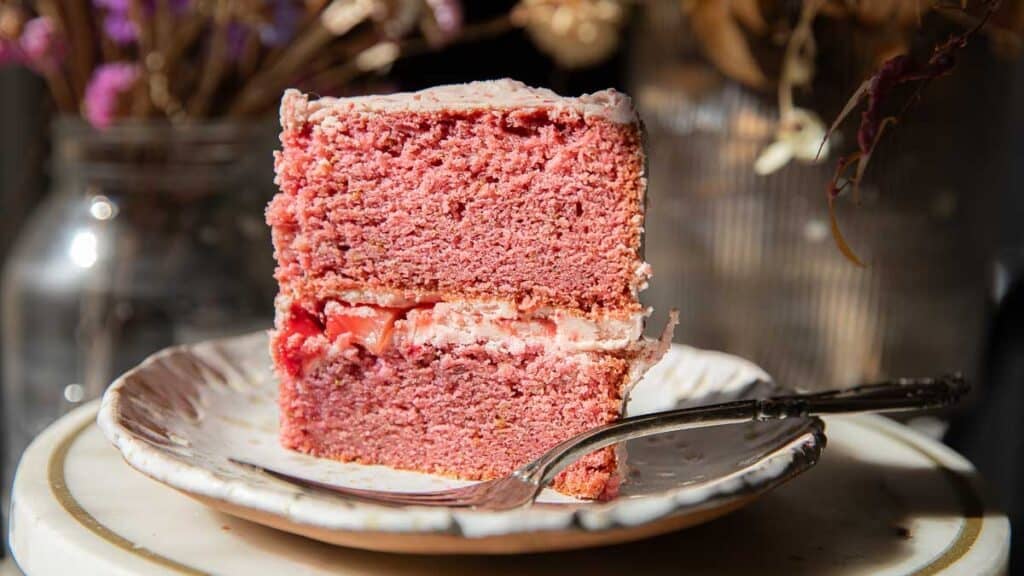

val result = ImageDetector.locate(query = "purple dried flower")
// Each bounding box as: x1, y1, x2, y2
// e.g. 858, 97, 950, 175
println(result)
167, 0, 191, 13
93, 0, 137, 44
84, 62, 140, 129
262, 0, 299, 46
19, 17, 65, 73
92, 0, 130, 10
103, 12, 139, 44
227, 22, 248, 60
425, 0, 462, 41
93, 0, 191, 45
260, 0, 299, 47
94, 0, 190, 13
93, 0, 130, 9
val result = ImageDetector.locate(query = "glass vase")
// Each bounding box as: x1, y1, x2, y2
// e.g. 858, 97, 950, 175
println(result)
1, 118, 279, 501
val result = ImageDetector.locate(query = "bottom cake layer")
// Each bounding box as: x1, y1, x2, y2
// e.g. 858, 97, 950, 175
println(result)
277, 341, 630, 499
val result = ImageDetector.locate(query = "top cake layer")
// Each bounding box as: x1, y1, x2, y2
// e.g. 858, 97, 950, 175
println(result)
269, 80, 648, 314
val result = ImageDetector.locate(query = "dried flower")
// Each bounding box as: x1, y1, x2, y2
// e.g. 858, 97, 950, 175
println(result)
754, 108, 830, 175
0, 40, 21, 66
820, 0, 1001, 266
424, 0, 463, 43
259, 0, 300, 47
378, 0, 422, 39
0, 4, 25, 66
355, 41, 400, 71
94, 0, 138, 44
93, 0, 131, 12
321, 0, 377, 36
93, 0, 191, 45
1, 0, 495, 118
104, 12, 139, 45
227, 22, 249, 60
19, 17, 65, 73
686, 0, 767, 89
514, 0, 627, 69
84, 62, 141, 129
756, 0, 827, 175
0, 3, 26, 36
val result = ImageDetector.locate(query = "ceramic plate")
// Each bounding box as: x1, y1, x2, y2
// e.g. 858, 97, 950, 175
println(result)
97, 332, 825, 554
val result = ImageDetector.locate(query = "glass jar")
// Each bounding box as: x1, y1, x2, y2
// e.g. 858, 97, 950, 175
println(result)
1, 118, 278, 495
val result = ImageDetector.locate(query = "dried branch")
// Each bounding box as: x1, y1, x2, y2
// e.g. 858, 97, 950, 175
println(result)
5, 0, 513, 123
64, 0, 96, 98
300, 13, 516, 98
819, 0, 1002, 266
128, 0, 154, 116
688, 0, 767, 89
188, 1, 231, 117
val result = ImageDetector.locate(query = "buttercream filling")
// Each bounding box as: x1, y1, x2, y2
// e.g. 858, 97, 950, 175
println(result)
275, 298, 671, 380
396, 301, 645, 353
275, 297, 649, 375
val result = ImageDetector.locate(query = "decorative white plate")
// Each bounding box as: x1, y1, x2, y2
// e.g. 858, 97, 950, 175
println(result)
97, 332, 825, 554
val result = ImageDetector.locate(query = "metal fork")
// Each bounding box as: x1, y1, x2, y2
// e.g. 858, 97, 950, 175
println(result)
234, 374, 968, 511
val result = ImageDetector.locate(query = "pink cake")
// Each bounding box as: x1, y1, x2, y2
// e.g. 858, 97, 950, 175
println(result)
267, 79, 672, 499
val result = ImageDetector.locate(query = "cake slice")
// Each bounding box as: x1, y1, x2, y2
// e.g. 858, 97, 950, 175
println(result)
267, 79, 672, 499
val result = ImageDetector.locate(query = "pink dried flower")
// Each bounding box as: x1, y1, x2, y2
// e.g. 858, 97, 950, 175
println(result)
425, 0, 463, 42
102, 12, 139, 45
0, 39, 22, 66
83, 62, 140, 129
19, 17, 64, 73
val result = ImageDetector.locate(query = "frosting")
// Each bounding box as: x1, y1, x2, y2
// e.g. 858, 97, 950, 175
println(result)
281, 79, 638, 130
395, 302, 645, 353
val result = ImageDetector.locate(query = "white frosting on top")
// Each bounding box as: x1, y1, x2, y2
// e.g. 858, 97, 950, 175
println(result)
280, 79, 637, 129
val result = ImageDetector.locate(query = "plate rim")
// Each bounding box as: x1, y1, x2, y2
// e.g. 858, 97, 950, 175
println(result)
96, 331, 826, 545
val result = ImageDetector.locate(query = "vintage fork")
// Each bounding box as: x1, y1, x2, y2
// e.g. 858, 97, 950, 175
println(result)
234, 374, 968, 511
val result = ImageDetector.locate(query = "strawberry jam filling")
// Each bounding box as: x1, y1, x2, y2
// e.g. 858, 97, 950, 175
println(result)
275, 299, 644, 378
324, 303, 406, 355
274, 305, 325, 377
275, 302, 411, 377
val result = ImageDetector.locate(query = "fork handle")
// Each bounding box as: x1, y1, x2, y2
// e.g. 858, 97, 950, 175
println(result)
521, 374, 969, 487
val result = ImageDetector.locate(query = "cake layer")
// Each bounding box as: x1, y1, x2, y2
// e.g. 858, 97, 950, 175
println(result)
276, 335, 628, 499
270, 81, 647, 314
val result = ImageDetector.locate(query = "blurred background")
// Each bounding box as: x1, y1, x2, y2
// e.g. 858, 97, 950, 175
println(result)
0, 0, 1022, 569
